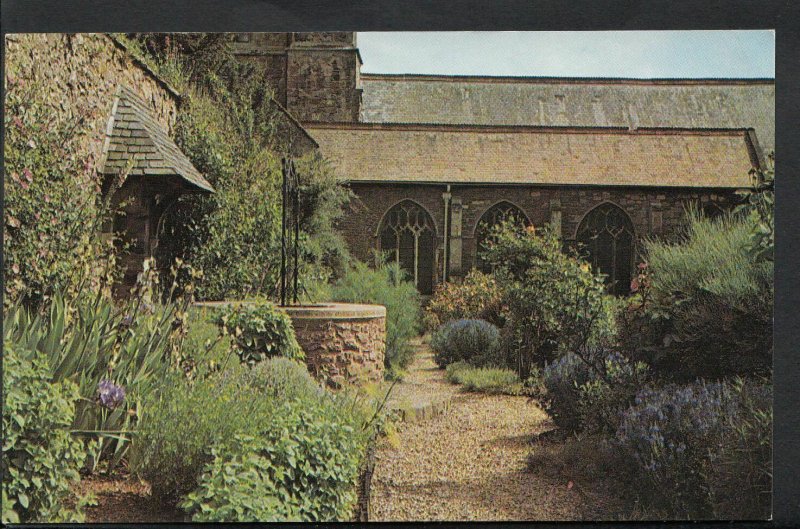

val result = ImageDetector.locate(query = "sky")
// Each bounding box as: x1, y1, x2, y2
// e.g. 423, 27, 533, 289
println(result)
358, 31, 775, 78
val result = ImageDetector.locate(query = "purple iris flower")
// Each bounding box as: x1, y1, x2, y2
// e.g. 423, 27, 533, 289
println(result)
98, 379, 126, 410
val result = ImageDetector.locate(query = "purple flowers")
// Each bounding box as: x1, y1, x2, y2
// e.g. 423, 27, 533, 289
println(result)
98, 379, 126, 410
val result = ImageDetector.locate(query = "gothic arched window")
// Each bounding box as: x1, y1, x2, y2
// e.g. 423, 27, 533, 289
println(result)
475, 202, 530, 272
576, 203, 635, 296
379, 201, 436, 294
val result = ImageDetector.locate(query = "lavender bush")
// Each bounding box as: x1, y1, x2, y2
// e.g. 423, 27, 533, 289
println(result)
431, 319, 501, 368
542, 349, 647, 433
616, 379, 772, 518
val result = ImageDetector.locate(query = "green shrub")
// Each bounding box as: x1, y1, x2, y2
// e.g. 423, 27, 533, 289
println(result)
2, 343, 89, 523
445, 361, 522, 394
577, 353, 649, 434
424, 270, 506, 331
703, 378, 772, 519
130, 357, 375, 510
430, 319, 501, 368
616, 378, 772, 518
482, 222, 616, 378
182, 306, 234, 377
541, 352, 596, 431
181, 401, 366, 521
138, 37, 352, 301
620, 209, 773, 380
241, 356, 325, 401
332, 260, 421, 373
217, 302, 304, 365
129, 367, 273, 502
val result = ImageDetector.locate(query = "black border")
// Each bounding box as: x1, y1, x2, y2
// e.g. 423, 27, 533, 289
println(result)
2, 1, 798, 527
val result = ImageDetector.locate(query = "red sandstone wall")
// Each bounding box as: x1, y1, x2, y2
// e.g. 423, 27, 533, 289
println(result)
340, 182, 739, 281
292, 316, 386, 388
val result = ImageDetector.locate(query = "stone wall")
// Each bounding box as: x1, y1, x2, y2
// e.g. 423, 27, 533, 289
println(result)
5, 33, 183, 293
232, 32, 362, 123
4, 33, 180, 171
340, 182, 739, 287
286, 304, 386, 388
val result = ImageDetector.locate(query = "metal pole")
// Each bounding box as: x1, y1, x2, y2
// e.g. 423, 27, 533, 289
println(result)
292, 161, 300, 305
280, 157, 288, 307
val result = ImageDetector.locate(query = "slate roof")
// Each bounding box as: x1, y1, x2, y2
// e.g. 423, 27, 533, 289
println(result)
101, 85, 214, 192
305, 123, 759, 189
359, 74, 775, 155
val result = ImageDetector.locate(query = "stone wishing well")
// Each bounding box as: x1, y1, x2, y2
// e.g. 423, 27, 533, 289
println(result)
283, 303, 386, 388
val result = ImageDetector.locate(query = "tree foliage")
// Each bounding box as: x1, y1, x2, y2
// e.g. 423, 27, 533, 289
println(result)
128, 33, 352, 301
481, 222, 616, 378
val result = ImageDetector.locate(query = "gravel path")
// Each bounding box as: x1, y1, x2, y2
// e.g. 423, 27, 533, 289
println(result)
370, 345, 583, 521
384, 339, 458, 415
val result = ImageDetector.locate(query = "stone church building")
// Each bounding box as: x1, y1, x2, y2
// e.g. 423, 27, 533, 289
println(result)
236, 32, 775, 296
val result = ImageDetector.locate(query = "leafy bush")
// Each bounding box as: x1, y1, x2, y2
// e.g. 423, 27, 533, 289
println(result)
445, 361, 522, 394
332, 260, 421, 373
129, 367, 273, 502
135, 37, 352, 301
577, 352, 649, 434
482, 222, 616, 378
181, 401, 366, 522
430, 319, 501, 368
217, 302, 304, 365
131, 357, 376, 511
620, 209, 773, 380
424, 270, 505, 330
542, 350, 648, 433
182, 306, 233, 378
241, 356, 325, 401
736, 154, 774, 263
2, 275, 189, 471
616, 378, 772, 518
542, 352, 596, 432
2, 343, 89, 523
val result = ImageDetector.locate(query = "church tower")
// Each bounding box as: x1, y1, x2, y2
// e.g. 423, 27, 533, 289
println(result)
232, 32, 362, 122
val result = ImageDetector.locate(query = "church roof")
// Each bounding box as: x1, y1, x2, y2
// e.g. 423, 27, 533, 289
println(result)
101, 85, 214, 192
360, 74, 774, 155
304, 122, 759, 189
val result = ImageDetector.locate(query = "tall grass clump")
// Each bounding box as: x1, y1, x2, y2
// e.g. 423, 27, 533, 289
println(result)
620, 208, 772, 380
331, 260, 421, 375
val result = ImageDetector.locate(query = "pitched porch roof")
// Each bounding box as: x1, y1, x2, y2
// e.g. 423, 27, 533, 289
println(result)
101, 85, 214, 193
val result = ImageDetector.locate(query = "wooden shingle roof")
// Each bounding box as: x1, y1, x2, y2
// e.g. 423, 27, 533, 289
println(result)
305, 122, 759, 189
101, 85, 214, 192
